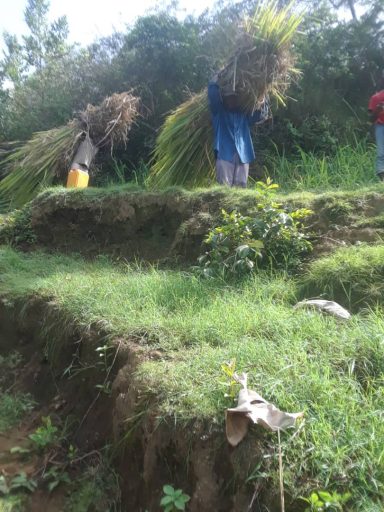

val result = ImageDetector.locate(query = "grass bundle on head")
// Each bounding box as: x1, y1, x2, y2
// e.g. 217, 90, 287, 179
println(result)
218, 1, 303, 111
79, 92, 140, 149
0, 92, 139, 211
149, 2, 302, 189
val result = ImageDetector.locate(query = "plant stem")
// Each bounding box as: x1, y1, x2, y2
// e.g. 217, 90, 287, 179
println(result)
278, 428, 285, 512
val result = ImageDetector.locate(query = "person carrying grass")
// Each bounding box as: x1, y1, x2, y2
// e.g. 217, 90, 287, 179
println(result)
208, 75, 269, 188
368, 79, 384, 181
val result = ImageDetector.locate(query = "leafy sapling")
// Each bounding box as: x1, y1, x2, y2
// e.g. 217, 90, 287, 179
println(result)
160, 485, 190, 512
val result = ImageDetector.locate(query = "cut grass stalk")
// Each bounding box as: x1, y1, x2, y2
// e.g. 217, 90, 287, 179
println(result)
0, 125, 79, 211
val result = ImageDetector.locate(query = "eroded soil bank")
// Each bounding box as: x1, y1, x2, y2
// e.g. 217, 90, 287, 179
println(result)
0, 297, 298, 512
2, 187, 384, 262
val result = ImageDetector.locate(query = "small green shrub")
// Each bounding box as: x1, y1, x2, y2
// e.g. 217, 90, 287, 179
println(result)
0, 473, 37, 495
43, 467, 70, 493
302, 490, 351, 511
160, 485, 190, 512
28, 416, 59, 450
8, 473, 37, 494
197, 181, 312, 277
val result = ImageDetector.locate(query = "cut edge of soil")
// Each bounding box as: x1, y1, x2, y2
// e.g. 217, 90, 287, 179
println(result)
2, 188, 384, 264
0, 295, 304, 512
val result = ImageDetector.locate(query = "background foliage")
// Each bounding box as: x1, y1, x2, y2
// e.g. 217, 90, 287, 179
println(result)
1, 0, 383, 182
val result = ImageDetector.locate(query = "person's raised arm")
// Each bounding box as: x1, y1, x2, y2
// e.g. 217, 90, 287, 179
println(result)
208, 74, 222, 115
247, 100, 271, 126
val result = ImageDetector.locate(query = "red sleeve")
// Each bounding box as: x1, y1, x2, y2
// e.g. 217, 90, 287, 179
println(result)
368, 95, 377, 111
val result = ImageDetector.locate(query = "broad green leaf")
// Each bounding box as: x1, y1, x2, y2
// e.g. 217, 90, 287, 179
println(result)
163, 485, 175, 495
160, 495, 174, 506
174, 498, 187, 510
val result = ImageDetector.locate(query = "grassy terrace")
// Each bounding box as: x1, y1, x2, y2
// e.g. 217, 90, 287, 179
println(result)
0, 245, 383, 509
30, 180, 384, 204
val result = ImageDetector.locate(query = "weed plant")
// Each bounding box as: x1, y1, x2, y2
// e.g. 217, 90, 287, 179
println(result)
0, 393, 35, 433
0, 352, 35, 433
0, 247, 383, 509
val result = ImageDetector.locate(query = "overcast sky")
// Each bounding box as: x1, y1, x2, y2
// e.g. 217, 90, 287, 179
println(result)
0, 0, 214, 51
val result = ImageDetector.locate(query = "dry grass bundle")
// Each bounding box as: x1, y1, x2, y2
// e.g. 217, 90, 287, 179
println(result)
218, 2, 302, 111
149, 2, 302, 189
79, 92, 140, 148
0, 92, 139, 211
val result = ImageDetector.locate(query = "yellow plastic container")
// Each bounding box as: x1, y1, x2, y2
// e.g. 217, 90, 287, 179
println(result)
66, 169, 89, 188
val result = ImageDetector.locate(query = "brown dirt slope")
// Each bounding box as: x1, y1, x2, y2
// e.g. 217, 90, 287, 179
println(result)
2, 187, 384, 262
0, 297, 293, 512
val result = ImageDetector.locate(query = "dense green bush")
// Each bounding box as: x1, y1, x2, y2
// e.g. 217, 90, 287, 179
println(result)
197, 181, 312, 277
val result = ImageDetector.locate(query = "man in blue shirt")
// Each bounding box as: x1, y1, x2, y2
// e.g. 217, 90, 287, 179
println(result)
208, 76, 268, 187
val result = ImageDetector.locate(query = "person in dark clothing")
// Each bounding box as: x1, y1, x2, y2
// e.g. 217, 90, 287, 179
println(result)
208, 75, 269, 187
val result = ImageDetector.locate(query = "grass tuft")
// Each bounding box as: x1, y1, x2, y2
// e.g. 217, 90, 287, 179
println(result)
300, 244, 384, 310
0, 393, 35, 433
268, 140, 377, 192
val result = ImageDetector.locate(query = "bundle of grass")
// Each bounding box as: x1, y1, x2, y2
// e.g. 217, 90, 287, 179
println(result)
79, 92, 140, 149
149, 92, 216, 189
0, 92, 139, 211
149, 2, 302, 189
217, 2, 302, 111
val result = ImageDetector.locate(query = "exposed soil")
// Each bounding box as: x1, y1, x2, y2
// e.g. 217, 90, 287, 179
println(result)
2, 188, 383, 263
0, 298, 304, 512
1, 189, 383, 510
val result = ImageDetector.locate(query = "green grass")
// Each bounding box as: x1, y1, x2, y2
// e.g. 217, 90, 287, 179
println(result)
355, 213, 384, 228
267, 141, 377, 192
0, 246, 383, 509
300, 244, 384, 310
0, 393, 35, 433
65, 460, 120, 512
0, 352, 35, 433
29, 180, 384, 223
0, 495, 26, 512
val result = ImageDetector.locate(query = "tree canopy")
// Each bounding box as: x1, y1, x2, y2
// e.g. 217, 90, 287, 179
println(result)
1, 0, 383, 165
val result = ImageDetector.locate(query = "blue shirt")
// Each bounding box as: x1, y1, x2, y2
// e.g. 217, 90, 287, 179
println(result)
208, 81, 264, 164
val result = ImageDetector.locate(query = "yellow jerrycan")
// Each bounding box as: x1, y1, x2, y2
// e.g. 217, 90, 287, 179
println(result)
66, 135, 97, 189
66, 169, 89, 188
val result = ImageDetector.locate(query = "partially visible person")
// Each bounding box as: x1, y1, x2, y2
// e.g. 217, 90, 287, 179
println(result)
208, 75, 269, 188
368, 81, 384, 181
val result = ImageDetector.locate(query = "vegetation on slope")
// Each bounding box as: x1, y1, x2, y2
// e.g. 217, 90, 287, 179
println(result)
0, 246, 383, 509
300, 244, 384, 310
